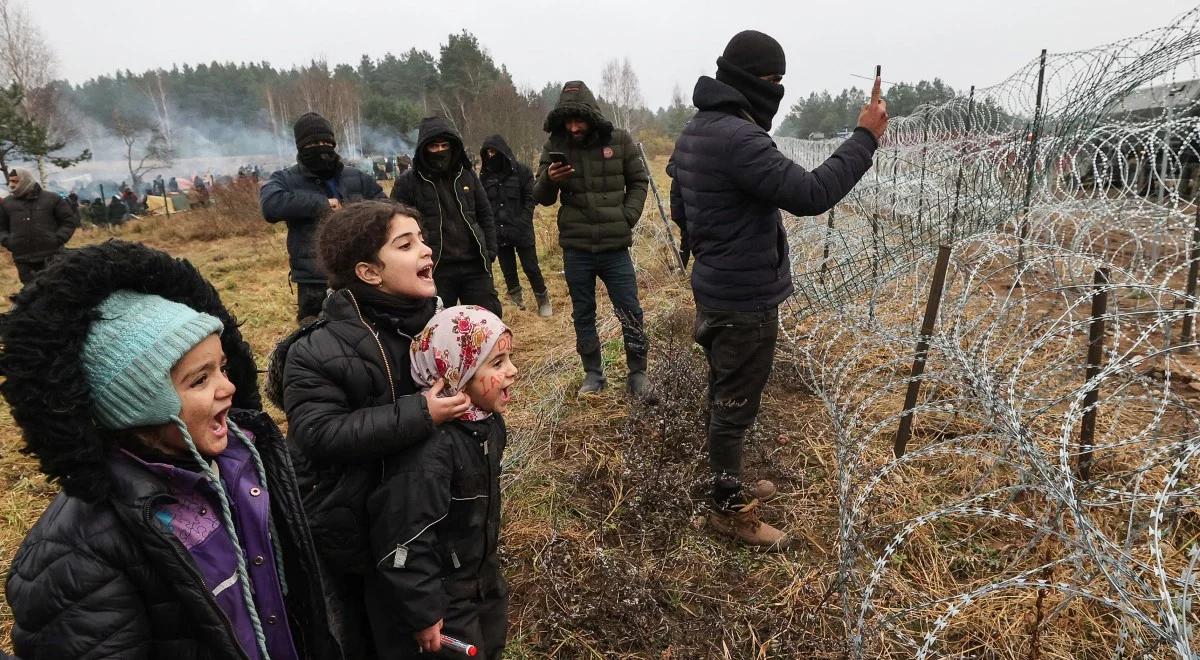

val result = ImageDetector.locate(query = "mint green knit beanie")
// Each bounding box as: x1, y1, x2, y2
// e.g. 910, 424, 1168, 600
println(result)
81, 290, 224, 430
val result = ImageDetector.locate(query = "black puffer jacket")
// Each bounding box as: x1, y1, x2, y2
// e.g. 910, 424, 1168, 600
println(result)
364, 415, 506, 648
390, 118, 497, 270
0, 241, 339, 660
260, 163, 385, 284
480, 134, 536, 248
0, 186, 78, 263
273, 288, 437, 659
532, 81, 649, 253
670, 75, 877, 311
275, 289, 436, 574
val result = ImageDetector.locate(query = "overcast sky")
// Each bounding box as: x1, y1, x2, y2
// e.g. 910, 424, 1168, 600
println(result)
25, 0, 1200, 113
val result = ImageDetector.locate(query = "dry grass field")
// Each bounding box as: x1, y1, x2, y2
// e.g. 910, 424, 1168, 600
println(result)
0, 160, 1179, 658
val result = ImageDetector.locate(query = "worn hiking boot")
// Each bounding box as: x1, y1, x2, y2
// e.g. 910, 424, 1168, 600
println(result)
535, 290, 552, 318
708, 499, 789, 550
578, 349, 606, 396
506, 287, 525, 311
751, 479, 778, 502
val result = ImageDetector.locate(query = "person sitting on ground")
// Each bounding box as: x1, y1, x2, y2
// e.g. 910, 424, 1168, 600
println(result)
366, 305, 516, 659
261, 112, 386, 325
480, 134, 552, 317
270, 200, 470, 659
391, 117, 501, 317
0, 240, 339, 660
0, 168, 79, 285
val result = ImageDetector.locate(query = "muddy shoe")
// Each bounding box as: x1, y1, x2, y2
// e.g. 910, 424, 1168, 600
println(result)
751, 479, 778, 502
708, 499, 789, 550
535, 290, 553, 318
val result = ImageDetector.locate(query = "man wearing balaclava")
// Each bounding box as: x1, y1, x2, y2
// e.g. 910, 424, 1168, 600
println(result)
0, 168, 79, 285
670, 30, 888, 548
261, 112, 386, 324
390, 116, 501, 317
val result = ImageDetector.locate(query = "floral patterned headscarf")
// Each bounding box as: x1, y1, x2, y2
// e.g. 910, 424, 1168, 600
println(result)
411, 305, 510, 421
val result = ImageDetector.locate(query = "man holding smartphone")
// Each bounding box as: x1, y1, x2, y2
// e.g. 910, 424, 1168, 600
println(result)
533, 81, 651, 400
261, 112, 386, 324
670, 31, 888, 548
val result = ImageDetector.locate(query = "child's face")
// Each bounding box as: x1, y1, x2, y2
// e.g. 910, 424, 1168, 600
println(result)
142, 335, 236, 458
365, 214, 436, 298
464, 332, 518, 415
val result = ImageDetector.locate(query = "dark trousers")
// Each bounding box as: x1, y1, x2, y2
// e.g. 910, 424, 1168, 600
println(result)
497, 243, 546, 295
694, 303, 779, 479
562, 248, 645, 355
435, 261, 503, 318
14, 259, 48, 285
296, 283, 328, 323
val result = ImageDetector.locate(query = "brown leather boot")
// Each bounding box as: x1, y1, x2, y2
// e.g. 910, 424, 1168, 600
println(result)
751, 479, 778, 502
708, 499, 790, 550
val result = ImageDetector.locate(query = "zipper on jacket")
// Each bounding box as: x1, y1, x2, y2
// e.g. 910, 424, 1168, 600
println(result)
347, 290, 397, 485
419, 171, 447, 268
451, 169, 491, 271
478, 427, 494, 578
142, 495, 252, 660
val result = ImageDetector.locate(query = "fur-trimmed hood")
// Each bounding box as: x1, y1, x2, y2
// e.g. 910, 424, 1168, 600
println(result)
543, 80, 614, 142
0, 240, 262, 502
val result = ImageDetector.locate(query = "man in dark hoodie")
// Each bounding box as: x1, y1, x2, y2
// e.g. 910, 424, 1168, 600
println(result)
480, 134, 551, 317
533, 81, 651, 399
391, 117, 501, 317
261, 111, 386, 324
0, 168, 79, 284
670, 31, 887, 548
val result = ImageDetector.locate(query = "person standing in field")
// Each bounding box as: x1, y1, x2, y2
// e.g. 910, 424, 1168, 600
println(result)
0, 241, 340, 660
261, 112, 386, 325
480, 134, 551, 317
390, 117, 501, 317
533, 81, 652, 400
0, 168, 79, 285
670, 30, 888, 548
366, 305, 517, 658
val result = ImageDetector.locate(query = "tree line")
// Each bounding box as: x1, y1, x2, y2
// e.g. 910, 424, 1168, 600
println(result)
777, 78, 958, 139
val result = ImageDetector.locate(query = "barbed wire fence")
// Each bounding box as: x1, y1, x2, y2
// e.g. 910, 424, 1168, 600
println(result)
772, 5, 1200, 657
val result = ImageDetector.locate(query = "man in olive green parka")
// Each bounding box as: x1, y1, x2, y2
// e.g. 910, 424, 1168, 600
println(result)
533, 80, 652, 400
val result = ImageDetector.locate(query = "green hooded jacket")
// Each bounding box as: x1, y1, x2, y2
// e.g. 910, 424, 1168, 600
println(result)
532, 81, 649, 253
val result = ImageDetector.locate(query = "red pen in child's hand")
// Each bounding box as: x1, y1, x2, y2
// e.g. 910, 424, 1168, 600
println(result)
439, 634, 478, 656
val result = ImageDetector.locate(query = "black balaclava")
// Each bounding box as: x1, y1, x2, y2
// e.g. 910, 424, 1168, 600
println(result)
424, 136, 456, 176
293, 112, 343, 179
715, 30, 787, 131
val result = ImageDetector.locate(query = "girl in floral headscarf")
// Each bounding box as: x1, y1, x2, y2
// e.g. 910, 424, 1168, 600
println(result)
364, 306, 517, 659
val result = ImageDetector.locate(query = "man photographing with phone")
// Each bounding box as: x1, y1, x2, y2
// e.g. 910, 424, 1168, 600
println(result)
669, 30, 888, 549
534, 80, 652, 401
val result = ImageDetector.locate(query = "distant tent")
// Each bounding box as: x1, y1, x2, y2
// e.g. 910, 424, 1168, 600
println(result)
145, 193, 191, 215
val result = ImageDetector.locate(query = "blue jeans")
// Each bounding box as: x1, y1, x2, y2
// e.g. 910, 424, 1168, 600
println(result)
562, 248, 646, 356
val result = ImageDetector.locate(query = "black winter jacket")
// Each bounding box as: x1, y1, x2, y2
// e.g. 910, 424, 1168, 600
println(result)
8, 411, 336, 660
364, 416, 506, 648
670, 76, 877, 311
532, 81, 649, 253
261, 163, 385, 284
0, 186, 78, 263
0, 241, 339, 660
480, 134, 536, 249
390, 118, 497, 271
277, 289, 436, 575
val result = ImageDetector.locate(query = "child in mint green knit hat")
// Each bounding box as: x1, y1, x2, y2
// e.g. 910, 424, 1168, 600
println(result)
0, 240, 338, 660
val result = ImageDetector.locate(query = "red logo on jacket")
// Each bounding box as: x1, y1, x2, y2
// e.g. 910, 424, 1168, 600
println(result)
602, 147, 614, 159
